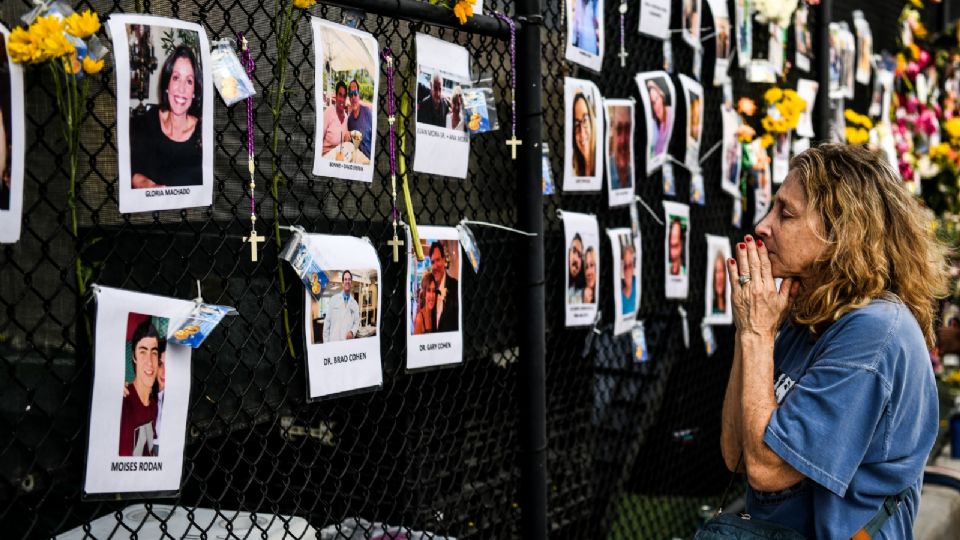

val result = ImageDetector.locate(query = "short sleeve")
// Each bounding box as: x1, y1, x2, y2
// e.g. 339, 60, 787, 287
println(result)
764, 364, 889, 497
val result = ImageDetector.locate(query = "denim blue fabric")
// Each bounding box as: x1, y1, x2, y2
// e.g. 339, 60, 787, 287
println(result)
745, 298, 938, 539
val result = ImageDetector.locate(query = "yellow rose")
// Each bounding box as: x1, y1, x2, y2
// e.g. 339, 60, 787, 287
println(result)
292, 0, 316, 8
763, 87, 783, 104
82, 55, 105, 75
64, 10, 100, 39
8, 27, 42, 64
453, 0, 474, 25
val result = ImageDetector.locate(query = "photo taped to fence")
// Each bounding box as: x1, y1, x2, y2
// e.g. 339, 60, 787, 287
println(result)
564, 78, 604, 192
608, 228, 641, 336
406, 226, 463, 370
635, 71, 675, 176
413, 34, 471, 179
0, 23, 25, 244
735, 0, 752, 66
707, 0, 732, 85
565, 0, 604, 72
681, 0, 702, 48
679, 74, 703, 172
663, 201, 690, 299
563, 210, 600, 327
311, 18, 379, 183
703, 234, 732, 325
604, 99, 635, 206
302, 234, 383, 400
110, 14, 213, 214
84, 287, 193, 498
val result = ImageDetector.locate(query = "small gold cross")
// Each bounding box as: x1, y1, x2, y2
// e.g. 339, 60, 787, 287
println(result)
244, 229, 266, 262
387, 233, 404, 263
506, 135, 523, 160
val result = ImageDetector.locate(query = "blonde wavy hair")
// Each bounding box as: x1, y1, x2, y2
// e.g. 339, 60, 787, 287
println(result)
788, 144, 950, 348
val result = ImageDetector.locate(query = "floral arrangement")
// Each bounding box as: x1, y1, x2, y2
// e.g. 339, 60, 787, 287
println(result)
8, 2, 108, 305
759, 87, 806, 148
843, 109, 873, 145
753, 0, 799, 27
428, 0, 476, 25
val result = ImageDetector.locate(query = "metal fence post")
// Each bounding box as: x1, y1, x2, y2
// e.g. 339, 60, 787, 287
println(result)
515, 0, 546, 536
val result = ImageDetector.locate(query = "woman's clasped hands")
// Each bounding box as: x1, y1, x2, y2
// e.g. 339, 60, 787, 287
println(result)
727, 235, 800, 339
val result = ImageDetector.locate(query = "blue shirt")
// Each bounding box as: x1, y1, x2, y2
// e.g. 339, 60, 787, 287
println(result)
347, 104, 374, 157
621, 277, 636, 314
746, 297, 938, 539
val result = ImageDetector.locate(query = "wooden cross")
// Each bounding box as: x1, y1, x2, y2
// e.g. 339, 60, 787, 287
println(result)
506, 135, 523, 160
618, 49, 629, 67
244, 229, 266, 262
387, 233, 404, 263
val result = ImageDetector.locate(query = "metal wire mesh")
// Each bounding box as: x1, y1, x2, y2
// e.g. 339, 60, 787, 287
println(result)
0, 0, 915, 538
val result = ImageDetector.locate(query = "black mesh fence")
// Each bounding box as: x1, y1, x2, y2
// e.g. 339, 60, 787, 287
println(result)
0, 0, 920, 538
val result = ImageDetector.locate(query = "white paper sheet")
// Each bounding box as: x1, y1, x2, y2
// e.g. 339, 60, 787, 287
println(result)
302, 234, 383, 399
0, 24, 25, 244
406, 225, 464, 370
412, 34, 471, 179
109, 14, 213, 214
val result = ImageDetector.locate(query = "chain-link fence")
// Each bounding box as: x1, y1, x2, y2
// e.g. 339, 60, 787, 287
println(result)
0, 0, 922, 538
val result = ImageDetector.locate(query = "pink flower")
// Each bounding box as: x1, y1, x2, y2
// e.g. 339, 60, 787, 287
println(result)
907, 62, 920, 78
918, 110, 939, 135
905, 96, 920, 114
918, 50, 932, 68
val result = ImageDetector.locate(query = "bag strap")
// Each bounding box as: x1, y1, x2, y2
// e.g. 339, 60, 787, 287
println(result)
850, 487, 910, 540
715, 453, 744, 516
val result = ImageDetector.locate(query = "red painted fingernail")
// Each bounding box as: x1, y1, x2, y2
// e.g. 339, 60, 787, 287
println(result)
738, 243, 746, 250
757, 239, 764, 248
729, 259, 736, 266
745, 235, 753, 242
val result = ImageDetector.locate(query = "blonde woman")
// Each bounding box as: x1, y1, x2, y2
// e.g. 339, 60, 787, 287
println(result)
720, 144, 948, 537
445, 86, 465, 132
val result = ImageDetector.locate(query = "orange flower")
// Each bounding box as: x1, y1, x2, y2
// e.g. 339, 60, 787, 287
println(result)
737, 98, 757, 116
453, 0, 474, 25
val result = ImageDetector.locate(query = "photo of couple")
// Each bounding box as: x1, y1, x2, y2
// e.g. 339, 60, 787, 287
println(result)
410, 239, 460, 335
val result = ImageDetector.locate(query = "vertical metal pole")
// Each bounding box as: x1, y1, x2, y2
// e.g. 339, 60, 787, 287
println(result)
515, 0, 546, 537
814, 0, 832, 143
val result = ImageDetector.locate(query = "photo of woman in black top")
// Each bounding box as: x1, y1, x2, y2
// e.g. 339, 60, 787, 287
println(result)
130, 44, 203, 189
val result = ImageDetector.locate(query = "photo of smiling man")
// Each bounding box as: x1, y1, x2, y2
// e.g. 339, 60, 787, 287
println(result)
119, 314, 165, 457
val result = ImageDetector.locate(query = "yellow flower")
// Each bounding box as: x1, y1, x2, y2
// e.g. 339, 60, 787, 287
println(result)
453, 0, 474, 25
895, 53, 907, 74
30, 15, 65, 42
908, 43, 920, 61
760, 134, 774, 148
38, 29, 75, 61
947, 118, 960, 140
861, 115, 874, 129
914, 22, 928, 40
64, 10, 100, 39
7, 27, 42, 64
292, 0, 316, 8
82, 55, 105, 75
908, 0, 922, 7
761, 115, 775, 132
468, 112, 481, 131
763, 87, 783, 104
735, 124, 755, 142
844, 109, 858, 123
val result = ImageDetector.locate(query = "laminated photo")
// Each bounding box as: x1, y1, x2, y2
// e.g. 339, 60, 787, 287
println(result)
734, 0, 752, 67
635, 71, 675, 175
679, 74, 703, 172
720, 103, 741, 197
0, 24, 25, 244
311, 19, 379, 183
406, 225, 463, 370
604, 99, 635, 206
853, 11, 873, 85
608, 228, 641, 335
563, 210, 600, 327
564, 77, 604, 192
639, 0, 671, 40
794, 5, 812, 72
84, 287, 195, 497
302, 234, 382, 400
795, 79, 818, 138
769, 24, 784, 76
773, 131, 791, 184
109, 14, 213, 214
707, 0, 732, 86
663, 201, 690, 299
682, 0, 702, 48
703, 234, 732, 325
413, 34, 471, 179
566, 0, 604, 72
